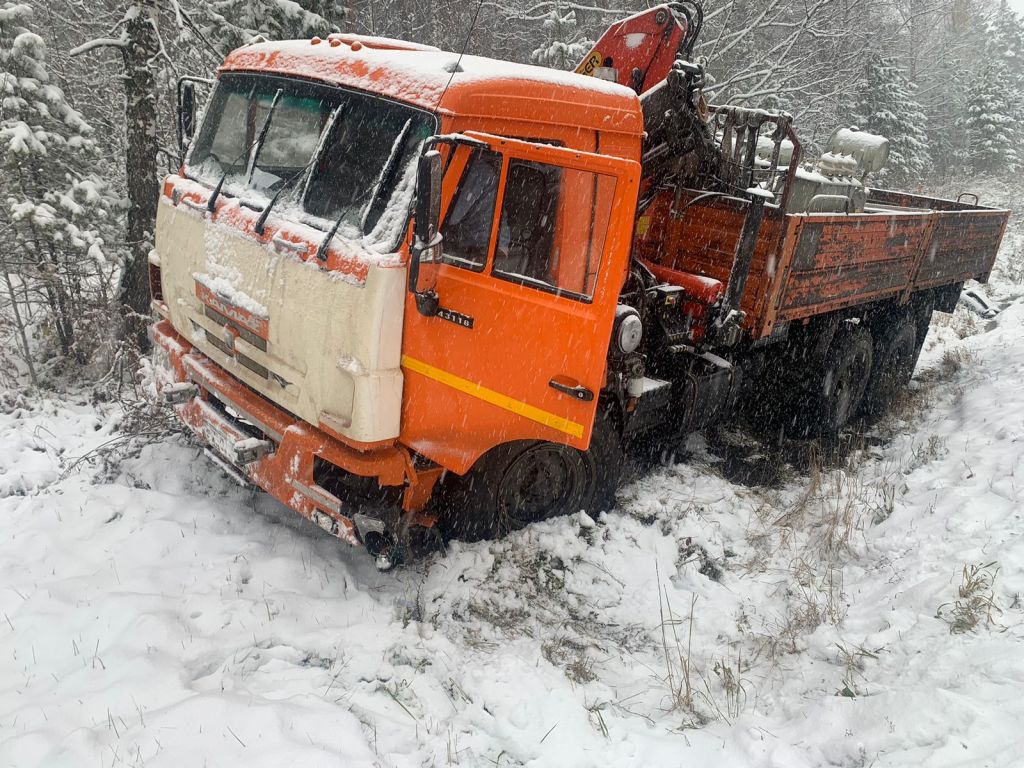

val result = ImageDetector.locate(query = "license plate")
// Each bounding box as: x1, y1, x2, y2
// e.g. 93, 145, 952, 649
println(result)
203, 421, 241, 462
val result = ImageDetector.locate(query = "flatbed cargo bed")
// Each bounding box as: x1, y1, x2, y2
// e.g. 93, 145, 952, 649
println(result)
635, 187, 1010, 340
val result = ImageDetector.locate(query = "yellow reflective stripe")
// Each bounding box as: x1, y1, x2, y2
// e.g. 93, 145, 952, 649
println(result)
401, 355, 585, 439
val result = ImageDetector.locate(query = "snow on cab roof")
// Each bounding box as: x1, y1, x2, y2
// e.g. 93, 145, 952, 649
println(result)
220, 35, 643, 136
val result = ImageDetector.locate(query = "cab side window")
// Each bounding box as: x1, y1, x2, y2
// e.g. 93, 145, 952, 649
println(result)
492, 158, 614, 302
492, 160, 561, 288
440, 148, 502, 272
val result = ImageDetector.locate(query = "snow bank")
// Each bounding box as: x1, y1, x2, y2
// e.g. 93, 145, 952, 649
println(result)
2, 220, 1024, 766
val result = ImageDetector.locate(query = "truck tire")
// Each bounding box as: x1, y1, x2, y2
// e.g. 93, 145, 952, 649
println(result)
438, 417, 622, 542
816, 324, 873, 436
911, 304, 934, 369
861, 315, 916, 419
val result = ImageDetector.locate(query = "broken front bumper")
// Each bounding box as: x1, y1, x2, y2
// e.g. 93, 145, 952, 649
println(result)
149, 320, 437, 548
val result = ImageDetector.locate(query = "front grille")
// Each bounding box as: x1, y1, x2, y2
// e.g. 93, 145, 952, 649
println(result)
191, 320, 271, 380
202, 304, 267, 352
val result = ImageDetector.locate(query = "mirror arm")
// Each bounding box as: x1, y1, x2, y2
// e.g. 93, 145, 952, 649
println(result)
407, 241, 421, 294
415, 290, 440, 317
409, 232, 443, 317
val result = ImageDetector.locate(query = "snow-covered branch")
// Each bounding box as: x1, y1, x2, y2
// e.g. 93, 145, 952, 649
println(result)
69, 33, 127, 56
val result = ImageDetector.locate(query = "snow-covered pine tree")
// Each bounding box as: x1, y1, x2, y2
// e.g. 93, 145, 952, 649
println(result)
916, 0, 990, 177
201, 0, 345, 53
964, 61, 1021, 174
987, 0, 1024, 135
530, 3, 593, 71
989, 1, 1024, 90
0, 2, 118, 374
848, 55, 932, 186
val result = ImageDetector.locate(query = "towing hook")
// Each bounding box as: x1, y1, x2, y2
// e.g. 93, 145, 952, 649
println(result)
232, 438, 274, 465
162, 382, 199, 405
353, 512, 400, 570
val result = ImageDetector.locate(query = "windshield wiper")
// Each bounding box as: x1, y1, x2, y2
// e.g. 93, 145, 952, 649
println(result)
207, 88, 283, 213
316, 119, 416, 262
359, 118, 413, 231
254, 103, 344, 236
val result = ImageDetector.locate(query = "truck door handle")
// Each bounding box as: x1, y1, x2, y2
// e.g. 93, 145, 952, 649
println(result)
549, 379, 594, 402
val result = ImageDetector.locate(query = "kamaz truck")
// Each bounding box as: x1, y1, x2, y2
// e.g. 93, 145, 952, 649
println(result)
150, 3, 1009, 565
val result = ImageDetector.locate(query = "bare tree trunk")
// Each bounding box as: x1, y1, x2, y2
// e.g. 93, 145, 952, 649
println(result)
71, 0, 162, 350
120, 0, 160, 349
0, 251, 38, 387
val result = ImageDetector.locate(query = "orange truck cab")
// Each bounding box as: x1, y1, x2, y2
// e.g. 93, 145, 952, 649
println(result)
150, 32, 645, 562
151, 5, 1007, 566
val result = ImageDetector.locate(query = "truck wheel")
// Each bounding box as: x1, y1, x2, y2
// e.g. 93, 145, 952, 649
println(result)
439, 418, 622, 542
861, 315, 916, 419
817, 325, 873, 436
912, 305, 934, 369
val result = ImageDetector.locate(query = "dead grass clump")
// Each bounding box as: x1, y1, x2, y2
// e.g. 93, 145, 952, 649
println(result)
752, 563, 847, 664
903, 434, 948, 473
939, 347, 973, 378
951, 308, 982, 340
465, 600, 532, 637
542, 635, 596, 684
875, 379, 930, 433
815, 471, 870, 556
657, 577, 752, 726
658, 584, 702, 723
834, 642, 880, 698
937, 562, 1002, 633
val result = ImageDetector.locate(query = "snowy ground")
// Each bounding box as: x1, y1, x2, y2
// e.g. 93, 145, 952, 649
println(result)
4, 230, 1024, 766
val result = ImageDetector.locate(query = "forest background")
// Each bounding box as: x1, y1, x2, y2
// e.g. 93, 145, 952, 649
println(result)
1, 0, 1022, 383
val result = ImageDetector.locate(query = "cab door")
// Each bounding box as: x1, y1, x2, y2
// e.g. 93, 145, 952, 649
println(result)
400, 133, 641, 474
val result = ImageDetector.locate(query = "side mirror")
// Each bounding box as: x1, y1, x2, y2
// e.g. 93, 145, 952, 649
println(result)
410, 149, 443, 315
178, 80, 197, 154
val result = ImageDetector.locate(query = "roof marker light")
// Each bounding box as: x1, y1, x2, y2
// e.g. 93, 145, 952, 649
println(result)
311, 37, 321, 45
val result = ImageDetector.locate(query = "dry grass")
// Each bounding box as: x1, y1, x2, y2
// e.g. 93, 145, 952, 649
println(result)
542, 635, 596, 684
937, 562, 1003, 633
658, 581, 701, 722
904, 434, 948, 473
769, 442, 895, 563
939, 347, 974, 378
834, 642, 880, 698
657, 574, 752, 726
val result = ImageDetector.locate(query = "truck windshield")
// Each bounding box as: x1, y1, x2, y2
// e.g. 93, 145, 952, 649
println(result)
186, 73, 435, 250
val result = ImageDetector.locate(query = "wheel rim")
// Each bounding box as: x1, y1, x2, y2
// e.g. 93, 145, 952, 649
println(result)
496, 445, 589, 533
